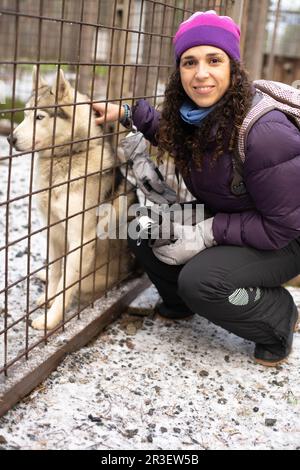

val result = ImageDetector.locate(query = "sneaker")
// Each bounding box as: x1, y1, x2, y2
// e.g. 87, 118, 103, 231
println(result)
254, 305, 299, 367
155, 302, 194, 320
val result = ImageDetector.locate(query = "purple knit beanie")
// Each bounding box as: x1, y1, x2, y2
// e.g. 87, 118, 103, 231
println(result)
173, 10, 241, 63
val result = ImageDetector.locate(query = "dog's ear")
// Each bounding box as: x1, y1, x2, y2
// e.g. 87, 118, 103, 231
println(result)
32, 65, 48, 91
51, 69, 71, 101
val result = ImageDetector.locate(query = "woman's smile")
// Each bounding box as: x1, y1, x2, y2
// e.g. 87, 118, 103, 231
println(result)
192, 85, 215, 95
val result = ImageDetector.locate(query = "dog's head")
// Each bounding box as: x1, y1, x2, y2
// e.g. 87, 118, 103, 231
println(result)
8, 67, 98, 156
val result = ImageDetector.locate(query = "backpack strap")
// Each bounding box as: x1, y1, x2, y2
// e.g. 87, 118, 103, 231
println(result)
230, 91, 264, 196
237, 90, 278, 163
238, 87, 300, 164
231, 149, 247, 196
231, 83, 300, 196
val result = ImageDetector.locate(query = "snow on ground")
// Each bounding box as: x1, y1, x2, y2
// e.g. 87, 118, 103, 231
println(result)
0, 284, 299, 451
0, 136, 48, 366
0, 135, 300, 450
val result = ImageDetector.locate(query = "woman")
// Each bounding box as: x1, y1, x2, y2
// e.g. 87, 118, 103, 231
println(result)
93, 11, 300, 367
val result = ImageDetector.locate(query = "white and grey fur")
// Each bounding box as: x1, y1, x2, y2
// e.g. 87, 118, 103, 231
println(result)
9, 67, 136, 330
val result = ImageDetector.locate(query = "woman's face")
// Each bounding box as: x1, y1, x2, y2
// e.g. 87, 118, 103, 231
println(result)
179, 45, 231, 108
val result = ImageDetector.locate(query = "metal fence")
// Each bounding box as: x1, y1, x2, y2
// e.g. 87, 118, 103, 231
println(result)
263, 1, 300, 84
0, 0, 240, 413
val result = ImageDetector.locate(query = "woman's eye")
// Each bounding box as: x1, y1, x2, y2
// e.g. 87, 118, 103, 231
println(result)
36, 114, 45, 120
210, 58, 221, 64
183, 60, 195, 67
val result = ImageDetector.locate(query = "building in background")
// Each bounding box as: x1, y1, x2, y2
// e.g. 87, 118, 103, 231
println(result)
263, 0, 300, 84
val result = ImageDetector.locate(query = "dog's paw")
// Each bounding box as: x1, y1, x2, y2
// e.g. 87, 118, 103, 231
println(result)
36, 270, 47, 283
31, 312, 61, 330
36, 293, 53, 308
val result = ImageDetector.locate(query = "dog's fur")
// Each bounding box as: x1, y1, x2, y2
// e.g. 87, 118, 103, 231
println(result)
11, 68, 135, 330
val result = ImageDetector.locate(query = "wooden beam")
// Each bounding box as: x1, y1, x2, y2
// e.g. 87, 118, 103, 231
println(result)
226, 0, 246, 25
0, 275, 151, 418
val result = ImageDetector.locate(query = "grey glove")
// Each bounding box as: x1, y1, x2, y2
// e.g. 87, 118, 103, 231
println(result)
117, 130, 177, 204
134, 204, 177, 248
133, 204, 215, 262
152, 217, 217, 265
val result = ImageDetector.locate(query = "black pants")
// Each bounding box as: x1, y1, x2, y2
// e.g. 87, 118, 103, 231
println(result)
128, 233, 300, 347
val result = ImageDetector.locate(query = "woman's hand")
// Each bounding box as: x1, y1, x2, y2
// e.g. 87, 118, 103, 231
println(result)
92, 102, 124, 125
117, 130, 177, 204
152, 217, 216, 265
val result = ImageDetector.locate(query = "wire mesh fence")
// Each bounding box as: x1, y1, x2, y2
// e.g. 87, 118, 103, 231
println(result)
0, 0, 238, 384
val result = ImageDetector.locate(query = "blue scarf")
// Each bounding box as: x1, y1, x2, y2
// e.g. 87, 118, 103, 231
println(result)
180, 100, 215, 126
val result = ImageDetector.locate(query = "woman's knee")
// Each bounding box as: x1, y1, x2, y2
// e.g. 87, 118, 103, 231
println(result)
177, 257, 233, 304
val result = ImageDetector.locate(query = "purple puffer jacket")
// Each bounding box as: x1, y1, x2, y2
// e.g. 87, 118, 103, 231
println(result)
132, 99, 300, 251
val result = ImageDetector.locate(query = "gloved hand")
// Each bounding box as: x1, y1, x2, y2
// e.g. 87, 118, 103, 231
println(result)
117, 129, 177, 204
152, 217, 216, 265
134, 204, 177, 248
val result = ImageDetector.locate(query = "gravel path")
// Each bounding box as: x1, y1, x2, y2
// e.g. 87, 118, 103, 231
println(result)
0, 284, 299, 450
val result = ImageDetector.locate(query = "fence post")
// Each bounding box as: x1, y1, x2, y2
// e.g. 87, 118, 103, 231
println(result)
226, 0, 246, 26
78, 0, 99, 93
266, 0, 282, 80
242, 0, 269, 79
109, 0, 131, 101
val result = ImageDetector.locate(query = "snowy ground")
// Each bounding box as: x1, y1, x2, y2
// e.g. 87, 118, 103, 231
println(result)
0, 284, 299, 451
0, 136, 49, 367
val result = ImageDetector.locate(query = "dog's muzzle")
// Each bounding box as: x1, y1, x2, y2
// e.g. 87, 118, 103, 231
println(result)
7, 134, 17, 147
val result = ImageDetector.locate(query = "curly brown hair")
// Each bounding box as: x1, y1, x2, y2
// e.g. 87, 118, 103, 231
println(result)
156, 60, 254, 176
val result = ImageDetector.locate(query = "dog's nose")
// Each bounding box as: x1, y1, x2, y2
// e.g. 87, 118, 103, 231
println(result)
7, 134, 17, 146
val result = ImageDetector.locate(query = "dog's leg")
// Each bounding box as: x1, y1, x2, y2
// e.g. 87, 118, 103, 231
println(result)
32, 233, 95, 330
36, 225, 64, 309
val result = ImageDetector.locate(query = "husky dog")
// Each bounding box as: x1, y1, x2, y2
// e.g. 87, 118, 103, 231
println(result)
9, 67, 136, 330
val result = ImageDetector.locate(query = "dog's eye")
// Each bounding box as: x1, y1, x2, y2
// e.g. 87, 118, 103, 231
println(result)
36, 114, 45, 120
